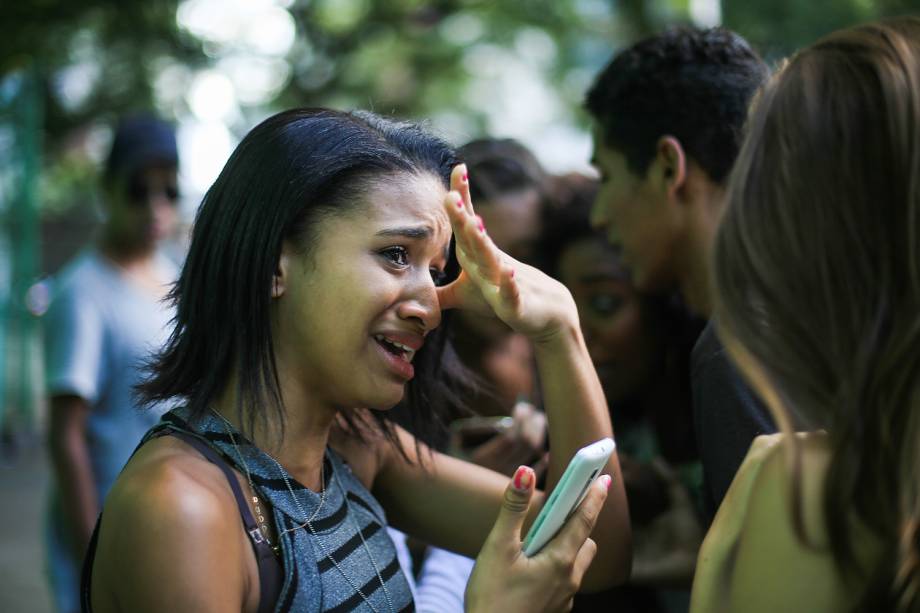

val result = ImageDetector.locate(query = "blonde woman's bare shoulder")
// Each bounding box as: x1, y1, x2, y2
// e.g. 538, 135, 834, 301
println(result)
736, 432, 833, 545
692, 432, 853, 613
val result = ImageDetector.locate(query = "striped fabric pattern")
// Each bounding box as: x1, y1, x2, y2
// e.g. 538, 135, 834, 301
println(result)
151, 407, 415, 613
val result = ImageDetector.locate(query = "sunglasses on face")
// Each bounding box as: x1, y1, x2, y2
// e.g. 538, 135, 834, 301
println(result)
127, 178, 180, 206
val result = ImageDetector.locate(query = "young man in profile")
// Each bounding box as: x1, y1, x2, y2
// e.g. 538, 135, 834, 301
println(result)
585, 27, 774, 520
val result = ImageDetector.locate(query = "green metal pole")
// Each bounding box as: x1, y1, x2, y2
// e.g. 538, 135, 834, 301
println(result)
0, 66, 42, 447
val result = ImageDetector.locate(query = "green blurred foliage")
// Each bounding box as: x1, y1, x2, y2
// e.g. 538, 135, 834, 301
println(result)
278, 1, 618, 124
5, 0, 920, 140
2, 0, 205, 146
3, 0, 919, 214
2, 0, 622, 147
723, 0, 920, 58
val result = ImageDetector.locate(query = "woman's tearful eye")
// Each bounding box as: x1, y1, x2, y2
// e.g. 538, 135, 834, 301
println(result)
381, 246, 410, 267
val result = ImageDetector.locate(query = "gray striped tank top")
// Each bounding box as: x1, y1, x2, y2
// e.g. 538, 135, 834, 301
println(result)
156, 407, 415, 612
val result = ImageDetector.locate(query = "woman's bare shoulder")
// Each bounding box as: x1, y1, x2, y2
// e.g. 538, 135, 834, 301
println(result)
693, 432, 854, 613
742, 433, 832, 540
712, 433, 831, 537
105, 435, 237, 521
92, 436, 249, 612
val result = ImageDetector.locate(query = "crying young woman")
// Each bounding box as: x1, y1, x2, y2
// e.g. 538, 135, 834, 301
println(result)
81, 109, 631, 613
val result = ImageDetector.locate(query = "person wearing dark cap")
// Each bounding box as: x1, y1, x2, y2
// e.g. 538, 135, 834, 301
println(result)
43, 113, 181, 613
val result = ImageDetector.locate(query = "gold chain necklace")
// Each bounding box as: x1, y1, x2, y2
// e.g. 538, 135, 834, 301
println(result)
212, 410, 326, 553
211, 409, 395, 613
268, 454, 396, 613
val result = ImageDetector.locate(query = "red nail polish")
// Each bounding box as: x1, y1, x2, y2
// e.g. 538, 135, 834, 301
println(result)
601, 475, 612, 490
456, 197, 464, 209
513, 466, 531, 491
462, 173, 468, 181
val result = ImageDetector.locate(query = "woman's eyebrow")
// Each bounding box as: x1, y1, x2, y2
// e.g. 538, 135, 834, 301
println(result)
376, 226, 431, 239
376, 225, 449, 263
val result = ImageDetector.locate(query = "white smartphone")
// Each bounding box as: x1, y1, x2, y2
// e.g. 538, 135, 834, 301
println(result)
522, 437, 615, 557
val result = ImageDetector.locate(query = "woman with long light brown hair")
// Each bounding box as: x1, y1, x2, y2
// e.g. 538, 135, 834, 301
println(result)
692, 17, 920, 612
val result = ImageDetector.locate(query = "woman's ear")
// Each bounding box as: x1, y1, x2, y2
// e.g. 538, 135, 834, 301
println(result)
655, 136, 687, 199
272, 246, 291, 298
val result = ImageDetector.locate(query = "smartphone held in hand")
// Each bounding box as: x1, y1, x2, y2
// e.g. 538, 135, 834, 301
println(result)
522, 437, 616, 557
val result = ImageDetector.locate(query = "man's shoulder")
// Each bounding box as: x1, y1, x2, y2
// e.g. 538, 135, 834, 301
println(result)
690, 320, 724, 368
690, 318, 777, 517
52, 250, 113, 299
690, 321, 764, 418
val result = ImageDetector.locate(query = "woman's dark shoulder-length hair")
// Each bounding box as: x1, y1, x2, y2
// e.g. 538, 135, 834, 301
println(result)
139, 108, 470, 452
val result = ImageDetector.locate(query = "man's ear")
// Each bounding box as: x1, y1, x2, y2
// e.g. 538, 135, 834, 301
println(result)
272, 245, 292, 298
653, 136, 687, 199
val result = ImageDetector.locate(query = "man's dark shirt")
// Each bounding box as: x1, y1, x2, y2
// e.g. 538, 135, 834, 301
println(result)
692, 321, 776, 521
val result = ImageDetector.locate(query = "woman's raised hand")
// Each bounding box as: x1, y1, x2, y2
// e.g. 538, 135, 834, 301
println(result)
464, 465, 611, 613
437, 164, 578, 342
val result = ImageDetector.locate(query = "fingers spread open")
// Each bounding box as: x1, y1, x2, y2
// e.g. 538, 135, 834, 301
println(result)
442, 190, 475, 269
445, 190, 502, 286
451, 163, 474, 215
463, 218, 503, 285
443, 189, 467, 221
499, 265, 520, 310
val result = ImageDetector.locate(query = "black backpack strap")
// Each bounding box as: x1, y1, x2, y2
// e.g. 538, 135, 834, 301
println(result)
80, 429, 284, 613
168, 431, 284, 613
80, 513, 102, 612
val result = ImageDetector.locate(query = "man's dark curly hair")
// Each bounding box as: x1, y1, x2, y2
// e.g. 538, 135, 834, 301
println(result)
586, 27, 769, 184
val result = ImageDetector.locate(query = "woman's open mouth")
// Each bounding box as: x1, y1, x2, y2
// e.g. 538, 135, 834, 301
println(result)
373, 334, 417, 380
374, 334, 416, 362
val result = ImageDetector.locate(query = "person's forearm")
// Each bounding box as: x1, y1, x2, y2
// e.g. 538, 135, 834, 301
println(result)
50, 426, 99, 564
533, 320, 631, 588
534, 322, 611, 485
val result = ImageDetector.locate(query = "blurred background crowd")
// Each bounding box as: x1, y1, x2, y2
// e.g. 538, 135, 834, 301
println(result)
1, 1, 918, 612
